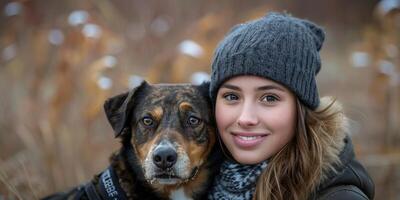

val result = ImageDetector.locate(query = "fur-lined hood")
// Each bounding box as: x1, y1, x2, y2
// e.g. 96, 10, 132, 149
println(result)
312, 112, 375, 199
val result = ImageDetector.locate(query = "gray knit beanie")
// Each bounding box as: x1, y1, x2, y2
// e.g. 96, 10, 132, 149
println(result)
209, 12, 325, 109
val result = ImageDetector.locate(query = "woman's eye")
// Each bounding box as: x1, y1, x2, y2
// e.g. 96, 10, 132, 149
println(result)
223, 93, 239, 101
261, 95, 279, 102
187, 116, 201, 126
142, 116, 154, 127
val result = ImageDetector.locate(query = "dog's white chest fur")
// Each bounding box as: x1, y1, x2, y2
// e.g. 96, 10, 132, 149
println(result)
169, 188, 193, 200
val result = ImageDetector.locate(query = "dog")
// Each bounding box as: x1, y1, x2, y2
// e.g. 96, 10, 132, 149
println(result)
42, 81, 221, 200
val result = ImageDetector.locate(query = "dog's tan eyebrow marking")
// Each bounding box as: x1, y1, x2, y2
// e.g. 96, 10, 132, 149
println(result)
150, 107, 163, 121
179, 102, 193, 111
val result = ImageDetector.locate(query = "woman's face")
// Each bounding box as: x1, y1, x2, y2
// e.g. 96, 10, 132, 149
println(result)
215, 75, 297, 164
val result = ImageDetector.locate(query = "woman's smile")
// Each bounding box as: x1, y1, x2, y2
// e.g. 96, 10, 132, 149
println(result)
231, 131, 269, 148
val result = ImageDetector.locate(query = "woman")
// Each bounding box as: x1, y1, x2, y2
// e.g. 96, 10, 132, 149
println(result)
208, 13, 374, 200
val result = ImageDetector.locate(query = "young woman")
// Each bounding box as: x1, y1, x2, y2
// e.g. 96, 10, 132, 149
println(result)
208, 13, 375, 200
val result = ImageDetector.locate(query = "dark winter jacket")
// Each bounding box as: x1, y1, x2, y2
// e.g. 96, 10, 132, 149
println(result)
311, 136, 375, 200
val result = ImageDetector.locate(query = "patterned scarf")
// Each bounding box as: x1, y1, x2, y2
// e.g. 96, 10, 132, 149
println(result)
208, 159, 268, 200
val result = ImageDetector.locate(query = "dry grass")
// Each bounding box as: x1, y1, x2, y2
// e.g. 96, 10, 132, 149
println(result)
0, 5, 123, 198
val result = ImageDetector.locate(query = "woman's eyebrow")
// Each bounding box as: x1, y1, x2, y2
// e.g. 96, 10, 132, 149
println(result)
257, 85, 285, 92
220, 84, 241, 91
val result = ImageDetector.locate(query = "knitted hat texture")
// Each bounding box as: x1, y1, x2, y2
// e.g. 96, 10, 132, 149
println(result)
209, 12, 325, 109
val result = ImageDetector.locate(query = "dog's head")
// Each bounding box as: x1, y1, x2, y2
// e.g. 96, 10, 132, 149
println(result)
103, 81, 215, 187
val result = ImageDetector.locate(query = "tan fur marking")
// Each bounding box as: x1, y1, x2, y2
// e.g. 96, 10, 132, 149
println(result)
181, 127, 214, 198
150, 106, 163, 122
187, 141, 206, 167
186, 126, 216, 168
179, 102, 193, 111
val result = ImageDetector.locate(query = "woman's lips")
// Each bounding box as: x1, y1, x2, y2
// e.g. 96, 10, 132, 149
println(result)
231, 132, 269, 148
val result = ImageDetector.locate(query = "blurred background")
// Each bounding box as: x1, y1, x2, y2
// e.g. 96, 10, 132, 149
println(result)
0, 0, 399, 199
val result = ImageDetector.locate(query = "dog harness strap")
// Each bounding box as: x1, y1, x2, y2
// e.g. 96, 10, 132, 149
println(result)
98, 166, 128, 200
84, 182, 102, 200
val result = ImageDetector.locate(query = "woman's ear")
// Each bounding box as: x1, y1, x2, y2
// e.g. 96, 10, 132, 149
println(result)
103, 81, 148, 137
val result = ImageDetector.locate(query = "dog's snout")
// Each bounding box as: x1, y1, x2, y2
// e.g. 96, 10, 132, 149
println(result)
153, 146, 177, 169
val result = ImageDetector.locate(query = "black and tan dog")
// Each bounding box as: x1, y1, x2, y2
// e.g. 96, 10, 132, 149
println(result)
43, 81, 221, 200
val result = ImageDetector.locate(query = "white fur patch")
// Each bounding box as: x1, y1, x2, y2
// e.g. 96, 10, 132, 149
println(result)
169, 188, 193, 200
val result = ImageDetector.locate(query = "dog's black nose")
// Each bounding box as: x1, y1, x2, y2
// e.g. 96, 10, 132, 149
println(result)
153, 146, 177, 169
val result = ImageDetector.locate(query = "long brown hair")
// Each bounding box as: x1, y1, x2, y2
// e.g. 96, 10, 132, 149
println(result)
253, 97, 347, 200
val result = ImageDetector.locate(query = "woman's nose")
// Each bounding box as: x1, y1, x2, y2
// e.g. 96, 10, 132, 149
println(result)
237, 103, 258, 127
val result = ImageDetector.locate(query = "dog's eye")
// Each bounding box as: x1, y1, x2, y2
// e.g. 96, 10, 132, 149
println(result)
187, 116, 201, 126
142, 117, 154, 127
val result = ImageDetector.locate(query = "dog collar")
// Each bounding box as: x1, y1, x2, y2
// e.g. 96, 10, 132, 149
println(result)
98, 166, 128, 200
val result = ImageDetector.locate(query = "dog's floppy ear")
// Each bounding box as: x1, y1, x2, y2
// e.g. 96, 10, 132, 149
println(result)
104, 81, 148, 137
196, 81, 210, 99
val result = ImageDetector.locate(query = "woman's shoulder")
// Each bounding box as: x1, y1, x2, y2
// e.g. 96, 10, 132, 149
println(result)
314, 136, 374, 200
315, 185, 369, 200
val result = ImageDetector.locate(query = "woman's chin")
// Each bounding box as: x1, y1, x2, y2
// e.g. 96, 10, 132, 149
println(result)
231, 152, 267, 165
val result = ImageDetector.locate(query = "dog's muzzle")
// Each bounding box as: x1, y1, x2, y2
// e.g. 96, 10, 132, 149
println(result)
144, 139, 195, 185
